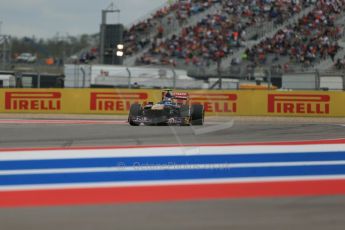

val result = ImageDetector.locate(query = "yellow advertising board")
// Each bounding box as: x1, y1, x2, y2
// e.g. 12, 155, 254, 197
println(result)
0, 89, 344, 117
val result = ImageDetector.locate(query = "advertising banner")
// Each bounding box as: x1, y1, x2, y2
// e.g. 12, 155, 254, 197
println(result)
0, 89, 344, 117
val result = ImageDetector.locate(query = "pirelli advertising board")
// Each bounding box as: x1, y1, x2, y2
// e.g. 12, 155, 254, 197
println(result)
0, 89, 344, 117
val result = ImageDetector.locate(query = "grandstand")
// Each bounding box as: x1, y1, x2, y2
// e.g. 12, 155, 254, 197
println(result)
72, 1, 223, 65
119, 0, 345, 75
61, 0, 345, 90
133, 1, 315, 66
122, 0, 223, 66
28, 1, 345, 72
4, 0, 344, 90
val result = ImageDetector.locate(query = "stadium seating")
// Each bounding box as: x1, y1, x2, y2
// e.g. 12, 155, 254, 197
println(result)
248, 0, 345, 70
72, 0, 345, 78
136, 0, 315, 68
123, 1, 222, 57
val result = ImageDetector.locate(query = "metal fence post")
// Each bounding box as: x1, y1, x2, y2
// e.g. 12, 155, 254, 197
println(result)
267, 68, 272, 90
126, 67, 131, 88
37, 71, 41, 88
172, 68, 176, 89
2, 37, 6, 70
15, 72, 22, 88
315, 69, 320, 90
80, 67, 85, 88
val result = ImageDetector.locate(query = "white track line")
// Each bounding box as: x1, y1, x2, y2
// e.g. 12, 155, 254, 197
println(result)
0, 144, 345, 160
1, 175, 345, 192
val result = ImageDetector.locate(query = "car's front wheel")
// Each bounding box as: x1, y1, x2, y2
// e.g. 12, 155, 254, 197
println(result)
128, 103, 142, 126
191, 104, 204, 125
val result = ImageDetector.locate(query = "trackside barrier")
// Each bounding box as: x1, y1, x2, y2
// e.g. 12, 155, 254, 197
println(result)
0, 89, 344, 117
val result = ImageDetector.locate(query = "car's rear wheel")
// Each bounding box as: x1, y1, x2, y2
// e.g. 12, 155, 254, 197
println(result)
191, 104, 204, 125
128, 104, 142, 126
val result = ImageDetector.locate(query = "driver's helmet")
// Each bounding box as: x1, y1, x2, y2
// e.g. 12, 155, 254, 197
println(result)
164, 91, 173, 101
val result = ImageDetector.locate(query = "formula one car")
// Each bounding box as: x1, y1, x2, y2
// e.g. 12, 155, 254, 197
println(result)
128, 90, 204, 126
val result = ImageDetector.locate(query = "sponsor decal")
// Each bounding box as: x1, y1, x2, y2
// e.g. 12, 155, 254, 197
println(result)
268, 94, 330, 114
190, 93, 237, 113
5, 92, 61, 111
90, 92, 148, 112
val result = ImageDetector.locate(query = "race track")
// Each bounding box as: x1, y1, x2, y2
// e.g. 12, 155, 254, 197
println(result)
1, 196, 345, 230
0, 117, 344, 148
0, 116, 345, 230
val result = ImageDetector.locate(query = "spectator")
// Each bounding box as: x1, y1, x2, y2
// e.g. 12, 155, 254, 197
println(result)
334, 55, 345, 69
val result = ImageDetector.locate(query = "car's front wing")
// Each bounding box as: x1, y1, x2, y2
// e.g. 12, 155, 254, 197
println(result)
132, 116, 190, 125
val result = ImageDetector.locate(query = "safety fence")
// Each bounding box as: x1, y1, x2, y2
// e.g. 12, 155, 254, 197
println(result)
0, 89, 344, 117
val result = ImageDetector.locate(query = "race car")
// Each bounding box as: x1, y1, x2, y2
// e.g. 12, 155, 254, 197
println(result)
128, 90, 204, 126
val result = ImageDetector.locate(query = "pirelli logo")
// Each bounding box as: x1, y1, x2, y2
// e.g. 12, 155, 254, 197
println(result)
5, 92, 61, 111
190, 93, 237, 113
268, 94, 330, 114
90, 92, 148, 111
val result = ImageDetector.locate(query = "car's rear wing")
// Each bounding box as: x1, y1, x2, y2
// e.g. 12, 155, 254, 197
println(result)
173, 92, 189, 100
174, 92, 189, 105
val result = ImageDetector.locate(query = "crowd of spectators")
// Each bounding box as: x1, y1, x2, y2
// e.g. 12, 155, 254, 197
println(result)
140, 12, 243, 66
123, 1, 220, 56
138, 0, 312, 66
175, 0, 221, 24
243, 0, 345, 68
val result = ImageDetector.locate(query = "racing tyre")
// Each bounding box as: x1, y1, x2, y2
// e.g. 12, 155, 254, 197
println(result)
191, 104, 204, 125
179, 105, 191, 126
128, 103, 142, 126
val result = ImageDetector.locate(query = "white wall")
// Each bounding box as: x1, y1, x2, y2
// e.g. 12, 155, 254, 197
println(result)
282, 73, 316, 90
320, 76, 344, 90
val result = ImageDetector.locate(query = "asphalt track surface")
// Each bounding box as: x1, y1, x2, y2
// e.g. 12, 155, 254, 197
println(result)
1, 196, 345, 230
0, 116, 344, 148
0, 116, 345, 230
